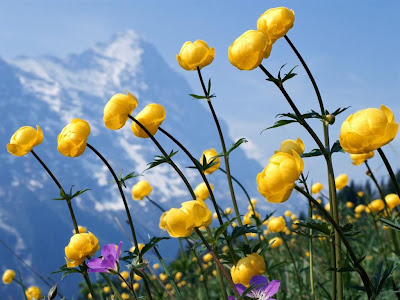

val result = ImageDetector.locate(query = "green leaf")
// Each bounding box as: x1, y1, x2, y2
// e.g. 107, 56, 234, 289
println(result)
52, 264, 81, 280
213, 218, 236, 240
379, 218, 400, 232
140, 237, 170, 256
296, 219, 331, 235
281, 65, 298, 83
301, 149, 324, 158
261, 119, 297, 133
331, 140, 344, 154
189, 93, 208, 100
230, 225, 257, 241
145, 150, 178, 171
207, 78, 211, 96
331, 106, 351, 116
53, 186, 90, 201
224, 138, 248, 157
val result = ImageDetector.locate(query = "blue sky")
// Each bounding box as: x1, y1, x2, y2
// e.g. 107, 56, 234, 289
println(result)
1, 0, 400, 187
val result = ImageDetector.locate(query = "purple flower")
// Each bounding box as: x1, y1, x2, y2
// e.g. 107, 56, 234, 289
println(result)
228, 275, 280, 300
87, 241, 122, 274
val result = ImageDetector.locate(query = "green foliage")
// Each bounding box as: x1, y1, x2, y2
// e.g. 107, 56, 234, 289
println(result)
53, 186, 90, 201
145, 150, 178, 171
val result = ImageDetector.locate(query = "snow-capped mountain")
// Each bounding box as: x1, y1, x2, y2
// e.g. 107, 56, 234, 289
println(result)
0, 30, 272, 298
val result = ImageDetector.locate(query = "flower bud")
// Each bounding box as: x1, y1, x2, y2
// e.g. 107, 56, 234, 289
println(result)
132, 180, 153, 200
257, 7, 295, 43
200, 148, 221, 175
194, 182, 214, 200
48, 284, 58, 300
385, 194, 400, 210
276, 138, 305, 155
354, 204, 366, 214
230, 253, 266, 286
7, 125, 43, 156
339, 105, 398, 154
267, 216, 286, 233
176, 40, 215, 71
228, 30, 272, 70
335, 174, 348, 191
269, 237, 283, 248
65, 232, 100, 267
311, 182, 324, 194
131, 104, 166, 138
103, 92, 138, 130
325, 114, 335, 125
57, 119, 90, 157
25, 286, 42, 300
2, 269, 15, 284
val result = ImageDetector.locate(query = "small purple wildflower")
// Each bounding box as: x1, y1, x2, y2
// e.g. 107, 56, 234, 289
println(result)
228, 275, 280, 300
87, 241, 122, 274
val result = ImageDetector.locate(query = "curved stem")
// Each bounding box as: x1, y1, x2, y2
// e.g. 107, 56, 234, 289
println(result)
280, 232, 303, 294
145, 196, 166, 213
81, 267, 97, 300
16, 270, 28, 300
101, 273, 124, 300
196, 67, 246, 243
378, 148, 400, 196
118, 273, 137, 298
128, 115, 196, 199
30, 150, 79, 234
295, 186, 373, 298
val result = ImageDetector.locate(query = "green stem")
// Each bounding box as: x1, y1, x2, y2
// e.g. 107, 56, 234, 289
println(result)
377, 148, 400, 196
31, 150, 79, 234
128, 115, 196, 199
196, 67, 247, 244
101, 273, 124, 300
118, 273, 137, 298
280, 232, 303, 295
16, 270, 28, 300
81, 267, 97, 300
145, 196, 166, 213
178, 238, 187, 260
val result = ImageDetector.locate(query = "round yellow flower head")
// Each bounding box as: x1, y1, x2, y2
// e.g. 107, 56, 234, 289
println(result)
120, 271, 129, 280
257, 151, 304, 203
131, 180, 152, 200
324, 203, 330, 212
176, 40, 215, 71
200, 148, 221, 175
354, 204, 366, 214
57, 119, 90, 157
65, 232, 100, 267
151, 263, 160, 270
257, 7, 295, 43
267, 216, 286, 233
243, 210, 260, 225
134, 274, 142, 281
159, 212, 168, 231
357, 191, 364, 198
194, 182, 214, 200
159, 273, 167, 281
269, 237, 283, 248
133, 282, 140, 291
181, 200, 212, 228
175, 271, 183, 281
335, 174, 348, 190
164, 208, 194, 238
350, 151, 375, 166
368, 199, 385, 213
103, 91, 138, 130
224, 207, 232, 215
131, 104, 166, 138
203, 252, 213, 263
284, 210, 292, 217
339, 105, 398, 154
130, 243, 145, 253
276, 138, 305, 155
228, 30, 272, 70
25, 286, 42, 300
311, 182, 324, 194
121, 292, 130, 300
230, 253, 266, 286
73, 225, 87, 234
103, 286, 111, 293
385, 194, 400, 210
2, 269, 15, 284
346, 202, 354, 209
7, 125, 43, 156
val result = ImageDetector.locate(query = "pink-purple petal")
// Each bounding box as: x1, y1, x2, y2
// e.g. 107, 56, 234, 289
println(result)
249, 275, 269, 291
264, 280, 281, 297
116, 241, 123, 260
101, 244, 117, 259
235, 284, 247, 295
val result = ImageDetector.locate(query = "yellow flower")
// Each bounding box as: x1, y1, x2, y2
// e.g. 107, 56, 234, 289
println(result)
230, 253, 266, 286
335, 174, 348, 190
7, 125, 43, 156
194, 182, 214, 200
133, 282, 140, 291
73, 225, 87, 234
228, 30, 272, 70
257, 7, 295, 43
224, 207, 232, 215
175, 272, 183, 281
2, 269, 15, 284
269, 237, 283, 248
350, 152, 375, 166
354, 204, 366, 214
311, 182, 324, 194
267, 216, 286, 233
159, 273, 167, 281
257, 151, 304, 203
176, 40, 215, 71
243, 211, 260, 225
324, 203, 330, 212
203, 253, 213, 263
346, 202, 354, 209
368, 199, 385, 213
131, 180, 153, 200
121, 292, 130, 300
164, 208, 194, 238
386, 194, 400, 210
159, 212, 168, 230
57, 119, 90, 157
88, 293, 92, 299
251, 199, 257, 205
120, 271, 129, 280
357, 191, 364, 198
25, 286, 42, 300
103, 286, 110, 293
131, 104, 166, 138
65, 232, 100, 267
276, 138, 305, 155
181, 200, 212, 228
130, 243, 145, 253
339, 105, 398, 154
200, 148, 221, 175
121, 282, 128, 289
134, 274, 142, 281
152, 263, 160, 270
103, 91, 138, 130
284, 210, 292, 217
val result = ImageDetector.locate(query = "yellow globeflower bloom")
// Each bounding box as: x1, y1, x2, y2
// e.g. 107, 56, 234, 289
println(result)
164, 208, 194, 238
213, 212, 218, 219
230, 253, 266, 286
194, 182, 214, 200
2, 269, 15, 284
73, 225, 87, 234
200, 148, 221, 175
257, 7, 295, 43
284, 210, 292, 217
354, 204, 366, 214
203, 252, 213, 263
386, 194, 400, 210
257, 151, 304, 203
355, 213, 361, 219
335, 174, 348, 190
346, 202, 354, 209
269, 237, 283, 248
339, 105, 398, 154
121, 292, 130, 300
133, 282, 140, 291
311, 182, 324, 194
152, 263, 160, 270
103, 91, 138, 130
181, 200, 212, 228
243, 211, 260, 225
130, 243, 145, 253
131, 180, 152, 200
224, 207, 232, 215
357, 191, 364, 198
228, 30, 272, 70
88, 293, 92, 299
267, 216, 286, 233
103, 286, 111, 293
324, 203, 330, 212
276, 138, 305, 155
176, 40, 215, 71
251, 199, 257, 205
368, 199, 385, 213
25, 286, 42, 300
121, 282, 128, 289
65, 232, 100, 267
175, 272, 182, 281
7, 125, 43, 156
131, 104, 166, 138
120, 271, 129, 280
350, 152, 375, 166
159, 273, 167, 281
134, 274, 142, 281
159, 212, 167, 231
57, 119, 90, 157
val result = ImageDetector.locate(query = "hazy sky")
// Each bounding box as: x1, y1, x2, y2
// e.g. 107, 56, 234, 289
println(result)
1, 0, 400, 187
